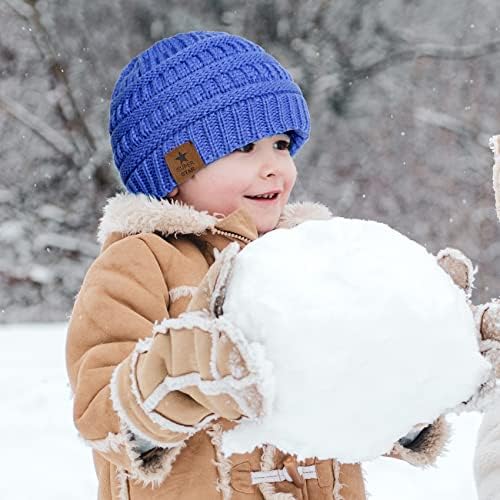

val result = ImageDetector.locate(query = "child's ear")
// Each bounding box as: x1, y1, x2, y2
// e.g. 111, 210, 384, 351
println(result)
166, 187, 179, 199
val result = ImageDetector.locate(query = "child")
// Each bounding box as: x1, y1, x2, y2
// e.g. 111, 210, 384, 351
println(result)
66, 31, 449, 500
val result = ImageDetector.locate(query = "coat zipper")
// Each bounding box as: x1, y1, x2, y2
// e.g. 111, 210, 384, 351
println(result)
211, 227, 253, 244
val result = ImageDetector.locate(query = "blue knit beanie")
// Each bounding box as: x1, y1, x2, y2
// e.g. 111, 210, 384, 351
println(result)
109, 30, 311, 198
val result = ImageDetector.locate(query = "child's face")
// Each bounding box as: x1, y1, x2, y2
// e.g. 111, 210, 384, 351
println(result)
172, 133, 297, 235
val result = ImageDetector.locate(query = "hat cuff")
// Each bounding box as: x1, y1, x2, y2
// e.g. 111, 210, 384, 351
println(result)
126, 90, 310, 198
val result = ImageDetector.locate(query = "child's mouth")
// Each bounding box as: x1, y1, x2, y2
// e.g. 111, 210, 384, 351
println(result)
244, 192, 280, 203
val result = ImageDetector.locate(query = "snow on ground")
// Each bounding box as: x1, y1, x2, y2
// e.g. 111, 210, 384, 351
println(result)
1, 323, 95, 500
0, 322, 482, 499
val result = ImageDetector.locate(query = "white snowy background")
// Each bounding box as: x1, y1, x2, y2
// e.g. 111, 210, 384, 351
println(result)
1, 0, 500, 322
0, 322, 482, 499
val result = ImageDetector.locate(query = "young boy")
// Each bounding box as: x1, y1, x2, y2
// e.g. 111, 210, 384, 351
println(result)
66, 30, 449, 500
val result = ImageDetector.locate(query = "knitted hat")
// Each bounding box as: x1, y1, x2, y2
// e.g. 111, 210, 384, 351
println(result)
109, 30, 311, 198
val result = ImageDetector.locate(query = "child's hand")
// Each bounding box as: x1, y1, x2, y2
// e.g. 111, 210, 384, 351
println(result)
109, 242, 270, 449
437, 247, 500, 348
183, 241, 267, 417
145, 241, 269, 422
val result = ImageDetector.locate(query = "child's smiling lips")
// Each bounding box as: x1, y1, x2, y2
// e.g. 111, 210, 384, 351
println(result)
244, 190, 282, 202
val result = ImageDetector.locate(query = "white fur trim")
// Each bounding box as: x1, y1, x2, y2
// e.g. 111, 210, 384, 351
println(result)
97, 192, 219, 244
153, 311, 216, 335
143, 371, 261, 410
169, 286, 197, 302
97, 192, 332, 244
209, 241, 241, 316
277, 201, 332, 229
210, 327, 222, 379
206, 423, 233, 500
87, 419, 187, 490
84, 431, 128, 453
389, 417, 450, 467
125, 438, 187, 488
332, 461, 344, 500
228, 344, 246, 379
116, 467, 130, 500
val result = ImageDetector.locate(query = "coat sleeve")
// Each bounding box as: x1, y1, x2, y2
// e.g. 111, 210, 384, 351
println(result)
65, 234, 253, 485
384, 416, 450, 467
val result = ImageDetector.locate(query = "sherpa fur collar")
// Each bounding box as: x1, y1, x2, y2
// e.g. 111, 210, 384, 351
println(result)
97, 192, 333, 245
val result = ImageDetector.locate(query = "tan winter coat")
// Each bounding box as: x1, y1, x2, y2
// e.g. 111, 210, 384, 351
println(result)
66, 193, 448, 500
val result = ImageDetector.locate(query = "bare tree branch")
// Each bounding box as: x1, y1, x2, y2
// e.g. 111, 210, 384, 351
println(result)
0, 94, 76, 158
354, 39, 500, 80
414, 107, 493, 170
3, 0, 32, 18
6, 0, 96, 156
415, 107, 491, 147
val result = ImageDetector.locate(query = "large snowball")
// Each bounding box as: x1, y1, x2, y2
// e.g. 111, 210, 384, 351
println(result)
221, 217, 490, 462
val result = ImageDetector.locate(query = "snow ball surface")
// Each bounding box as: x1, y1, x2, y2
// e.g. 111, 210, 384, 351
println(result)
221, 217, 490, 462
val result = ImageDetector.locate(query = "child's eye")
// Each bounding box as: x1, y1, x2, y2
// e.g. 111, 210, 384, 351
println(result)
275, 139, 292, 151
234, 143, 255, 153
234, 139, 292, 154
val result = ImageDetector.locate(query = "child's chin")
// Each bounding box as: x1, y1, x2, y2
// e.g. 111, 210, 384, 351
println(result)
257, 220, 278, 236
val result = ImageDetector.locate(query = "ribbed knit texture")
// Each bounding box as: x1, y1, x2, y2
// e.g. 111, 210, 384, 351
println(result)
109, 30, 311, 198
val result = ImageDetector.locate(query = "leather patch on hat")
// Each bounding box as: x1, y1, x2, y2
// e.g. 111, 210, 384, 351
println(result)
164, 141, 205, 185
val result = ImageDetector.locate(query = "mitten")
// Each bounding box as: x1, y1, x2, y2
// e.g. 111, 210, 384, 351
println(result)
112, 242, 272, 447
436, 248, 499, 412
385, 247, 500, 467
145, 241, 271, 420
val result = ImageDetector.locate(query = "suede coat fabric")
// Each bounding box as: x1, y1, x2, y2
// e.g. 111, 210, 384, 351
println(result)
66, 193, 448, 500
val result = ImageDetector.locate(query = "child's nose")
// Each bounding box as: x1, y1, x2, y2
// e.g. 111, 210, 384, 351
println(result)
258, 161, 282, 180
257, 148, 281, 178
260, 164, 277, 178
